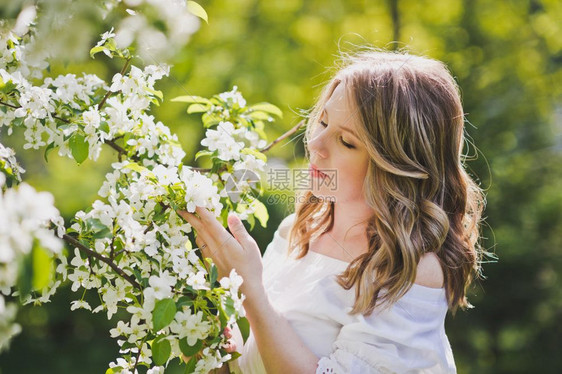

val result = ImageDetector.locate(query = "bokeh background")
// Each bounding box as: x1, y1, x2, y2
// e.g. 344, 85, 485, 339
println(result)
1, 0, 561, 373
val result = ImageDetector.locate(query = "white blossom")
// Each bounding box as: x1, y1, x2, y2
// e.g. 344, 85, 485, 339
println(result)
70, 300, 92, 311
219, 269, 244, 294
218, 86, 246, 108
169, 309, 211, 345
147, 271, 176, 300
1, 23, 270, 367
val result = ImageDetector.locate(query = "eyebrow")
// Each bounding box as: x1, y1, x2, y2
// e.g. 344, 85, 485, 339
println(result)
322, 108, 359, 138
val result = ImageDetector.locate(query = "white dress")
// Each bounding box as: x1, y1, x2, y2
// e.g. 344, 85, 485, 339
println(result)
229, 213, 457, 374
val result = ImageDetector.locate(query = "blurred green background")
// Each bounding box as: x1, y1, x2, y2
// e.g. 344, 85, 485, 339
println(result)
1, 0, 562, 373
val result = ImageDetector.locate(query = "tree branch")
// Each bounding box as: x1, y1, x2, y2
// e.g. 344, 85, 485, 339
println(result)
191, 120, 306, 173
62, 233, 141, 289
97, 57, 132, 111
103, 138, 140, 162
260, 119, 306, 153
0, 100, 137, 161
0, 100, 19, 109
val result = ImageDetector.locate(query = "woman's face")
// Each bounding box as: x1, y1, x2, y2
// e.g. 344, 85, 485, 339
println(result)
307, 82, 371, 204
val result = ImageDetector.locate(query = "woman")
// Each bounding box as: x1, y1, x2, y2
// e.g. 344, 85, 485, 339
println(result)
179, 50, 484, 373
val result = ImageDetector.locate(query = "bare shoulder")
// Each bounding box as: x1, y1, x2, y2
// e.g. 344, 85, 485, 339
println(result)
414, 252, 444, 288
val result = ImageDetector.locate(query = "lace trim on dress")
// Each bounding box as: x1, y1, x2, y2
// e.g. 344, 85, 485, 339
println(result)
316, 349, 397, 374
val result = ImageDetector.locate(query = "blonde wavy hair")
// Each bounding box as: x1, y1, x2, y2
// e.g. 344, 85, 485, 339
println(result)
287, 50, 485, 315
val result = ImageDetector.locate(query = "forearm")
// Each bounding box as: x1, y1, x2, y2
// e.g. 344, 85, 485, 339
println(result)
243, 285, 319, 374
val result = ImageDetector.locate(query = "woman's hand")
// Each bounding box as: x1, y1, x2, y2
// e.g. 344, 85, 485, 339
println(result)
177, 207, 265, 298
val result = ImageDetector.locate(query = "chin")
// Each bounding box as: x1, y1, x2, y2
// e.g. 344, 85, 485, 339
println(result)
310, 189, 337, 203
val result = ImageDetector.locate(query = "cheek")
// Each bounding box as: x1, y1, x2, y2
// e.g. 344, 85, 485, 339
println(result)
347, 158, 369, 187
335, 160, 363, 189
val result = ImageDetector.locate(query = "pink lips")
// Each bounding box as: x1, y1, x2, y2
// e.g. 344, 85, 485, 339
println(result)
309, 163, 326, 178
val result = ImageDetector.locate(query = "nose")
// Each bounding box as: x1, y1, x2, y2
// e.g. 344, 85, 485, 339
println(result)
307, 125, 328, 159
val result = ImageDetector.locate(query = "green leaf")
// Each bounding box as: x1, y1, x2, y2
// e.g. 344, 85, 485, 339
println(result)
237, 317, 250, 344
152, 298, 177, 331
209, 264, 218, 286
247, 214, 255, 231
248, 111, 271, 121
250, 199, 269, 228
255, 127, 268, 142
171, 95, 211, 104
187, 1, 208, 23
44, 142, 56, 163
216, 206, 226, 227
249, 103, 283, 118
69, 133, 89, 164
241, 148, 267, 163
85, 218, 112, 239
146, 87, 163, 101
0, 79, 17, 94
105, 367, 123, 374
89, 45, 106, 58
151, 336, 171, 366
184, 356, 197, 374
201, 112, 220, 127
217, 309, 227, 329
92, 226, 112, 239
99, 121, 110, 134
86, 218, 108, 232
194, 150, 214, 161
224, 297, 235, 317
179, 338, 203, 357
123, 162, 145, 173
176, 296, 193, 309
187, 103, 210, 114
17, 247, 33, 297
132, 267, 143, 283
32, 243, 54, 290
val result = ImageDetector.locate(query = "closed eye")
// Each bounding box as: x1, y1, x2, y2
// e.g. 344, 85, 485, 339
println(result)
319, 120, 355, 149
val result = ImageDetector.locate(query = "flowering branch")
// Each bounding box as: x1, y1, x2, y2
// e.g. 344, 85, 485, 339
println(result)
62, 233, 141, 289
0, 100, 19, 110
0, 100, 140, 161
2, 16, 277, 370
98, 57, 132, 111
191, 119, 305, 173
260, 119, 306, 153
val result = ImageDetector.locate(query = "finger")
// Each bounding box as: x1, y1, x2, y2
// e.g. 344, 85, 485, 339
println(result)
195, 206, 226, 234
195, 234, 211, 259
179, 210, 214, 254
223, 326, 233, 339
224, 340, 237, 353
227, 213, 256, 249
196, 207, 238, 253
177, 209, 203, 230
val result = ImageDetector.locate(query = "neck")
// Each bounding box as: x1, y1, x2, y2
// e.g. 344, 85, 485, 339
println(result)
328, 200, 373, 242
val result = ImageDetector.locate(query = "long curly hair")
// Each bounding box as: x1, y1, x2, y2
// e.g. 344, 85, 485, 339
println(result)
287, 50, 485, 315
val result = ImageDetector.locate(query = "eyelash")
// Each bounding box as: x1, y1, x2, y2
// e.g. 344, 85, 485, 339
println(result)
319, 120, 355, 149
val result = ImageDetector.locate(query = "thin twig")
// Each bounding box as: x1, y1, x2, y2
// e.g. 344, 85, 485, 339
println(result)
103, 138, 141, 161
0, 100, 134, 161
192, 121, 306, 173
0, 100, 19, 109
62, 233, 141, 289
97, 58, 132, 111
132, 336, 146, 373
109, 221, 117, 259
259, 119, 306, 153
